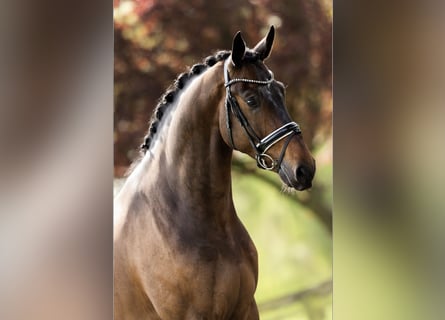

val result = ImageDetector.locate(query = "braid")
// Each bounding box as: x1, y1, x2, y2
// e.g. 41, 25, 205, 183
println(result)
140, 50, 231, 153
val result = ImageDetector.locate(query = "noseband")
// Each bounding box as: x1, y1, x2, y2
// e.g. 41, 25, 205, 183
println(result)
224, 59, 301, 171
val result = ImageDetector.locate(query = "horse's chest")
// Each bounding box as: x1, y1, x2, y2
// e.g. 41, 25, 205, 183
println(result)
146, 236, 258, 319
181, 250, 257, 317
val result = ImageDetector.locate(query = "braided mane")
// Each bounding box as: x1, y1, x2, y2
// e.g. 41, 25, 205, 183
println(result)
140, 50, 231, 153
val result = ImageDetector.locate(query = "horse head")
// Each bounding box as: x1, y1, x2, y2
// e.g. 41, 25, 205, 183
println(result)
220, 26, 316, 190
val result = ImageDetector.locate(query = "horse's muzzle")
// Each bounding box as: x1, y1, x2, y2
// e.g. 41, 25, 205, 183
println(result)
279, 159, 315, 191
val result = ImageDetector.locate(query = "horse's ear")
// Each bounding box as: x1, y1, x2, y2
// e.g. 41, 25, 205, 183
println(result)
253, 25, 275, 61
231, 31, 246, 67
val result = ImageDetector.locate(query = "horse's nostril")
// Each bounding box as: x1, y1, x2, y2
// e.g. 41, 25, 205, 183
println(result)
296, 165, 313, 184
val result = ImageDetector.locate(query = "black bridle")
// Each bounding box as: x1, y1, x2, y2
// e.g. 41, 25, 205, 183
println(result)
224, 59, 301, 171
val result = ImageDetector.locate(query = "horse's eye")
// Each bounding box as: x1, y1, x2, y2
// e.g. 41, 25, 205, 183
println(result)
245, 96, 258, 108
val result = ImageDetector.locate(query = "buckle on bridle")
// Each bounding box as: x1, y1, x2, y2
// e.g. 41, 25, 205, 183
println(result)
256, 153, 276, 170
254, 122, 301, 171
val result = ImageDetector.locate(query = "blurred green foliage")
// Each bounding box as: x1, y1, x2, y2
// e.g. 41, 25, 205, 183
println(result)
233, 150, 331, 319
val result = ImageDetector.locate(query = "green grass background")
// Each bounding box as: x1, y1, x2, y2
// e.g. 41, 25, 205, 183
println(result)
232, 161, 332, 320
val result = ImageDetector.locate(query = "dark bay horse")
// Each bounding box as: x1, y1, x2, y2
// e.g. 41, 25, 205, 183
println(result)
114, 26, 315, 319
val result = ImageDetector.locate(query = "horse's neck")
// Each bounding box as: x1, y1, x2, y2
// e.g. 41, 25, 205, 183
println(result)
137, 63, 234, 218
